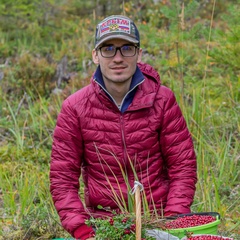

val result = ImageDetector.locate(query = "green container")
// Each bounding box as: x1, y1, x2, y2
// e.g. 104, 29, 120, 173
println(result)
164, 212, 221, 239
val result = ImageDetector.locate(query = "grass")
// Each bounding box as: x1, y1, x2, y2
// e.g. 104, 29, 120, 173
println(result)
0, 0, 239, 239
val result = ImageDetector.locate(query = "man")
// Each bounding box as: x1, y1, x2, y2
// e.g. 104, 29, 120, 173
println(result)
50, 15, 197, 240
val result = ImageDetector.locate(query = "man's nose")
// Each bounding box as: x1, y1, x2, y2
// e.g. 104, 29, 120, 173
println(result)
113, 49, 124, 60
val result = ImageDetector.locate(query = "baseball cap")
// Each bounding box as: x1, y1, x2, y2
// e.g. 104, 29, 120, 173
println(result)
95, 15, 140, 49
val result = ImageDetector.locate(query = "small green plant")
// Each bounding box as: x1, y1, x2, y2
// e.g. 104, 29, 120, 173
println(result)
86, 211, 154, 240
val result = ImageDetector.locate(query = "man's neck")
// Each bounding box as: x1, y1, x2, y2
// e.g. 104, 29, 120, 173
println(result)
104, 80, 131, 105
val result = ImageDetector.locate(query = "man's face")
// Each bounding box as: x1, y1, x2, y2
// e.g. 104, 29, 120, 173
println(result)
92, 39, 142, 85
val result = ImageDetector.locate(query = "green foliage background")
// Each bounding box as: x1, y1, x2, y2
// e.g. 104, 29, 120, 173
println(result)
0, 0, 239, 239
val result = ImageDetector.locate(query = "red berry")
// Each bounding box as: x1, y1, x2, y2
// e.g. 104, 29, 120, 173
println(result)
130, 224, 136, 231
124, 229, 131, 234
109, 218, 114, 225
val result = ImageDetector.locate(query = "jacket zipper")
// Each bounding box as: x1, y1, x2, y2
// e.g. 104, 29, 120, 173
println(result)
94, 78, 145, 178
119, 114, 127, 163
119, 113, 132, 188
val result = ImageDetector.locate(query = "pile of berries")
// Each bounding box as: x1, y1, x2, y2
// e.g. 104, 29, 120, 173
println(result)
165, 215, 216, 229
186, 235, 233, 240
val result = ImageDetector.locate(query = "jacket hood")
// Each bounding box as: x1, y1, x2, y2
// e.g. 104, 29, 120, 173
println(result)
137, 62, 161, 84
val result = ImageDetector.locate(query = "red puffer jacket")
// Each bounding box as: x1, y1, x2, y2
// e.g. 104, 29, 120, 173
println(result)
50, 62, 197, 239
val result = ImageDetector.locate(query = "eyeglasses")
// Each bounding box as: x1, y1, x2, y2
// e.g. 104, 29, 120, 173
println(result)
98, 44, 138, 58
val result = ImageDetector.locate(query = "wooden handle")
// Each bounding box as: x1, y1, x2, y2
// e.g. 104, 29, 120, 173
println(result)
135, 185, 141, 240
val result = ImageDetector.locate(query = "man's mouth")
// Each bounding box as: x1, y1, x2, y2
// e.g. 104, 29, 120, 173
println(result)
110, 65, 127, 72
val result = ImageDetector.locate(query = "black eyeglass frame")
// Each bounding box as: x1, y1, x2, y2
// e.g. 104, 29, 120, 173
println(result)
97, 44, 139, 58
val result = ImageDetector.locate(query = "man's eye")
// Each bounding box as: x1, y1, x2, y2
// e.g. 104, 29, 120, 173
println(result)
122, 45, 133, 51
103, 46, 115, 52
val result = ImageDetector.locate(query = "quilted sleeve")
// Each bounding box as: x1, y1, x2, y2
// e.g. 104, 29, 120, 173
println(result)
50, 98, 93, 236
159, 88, 197, 215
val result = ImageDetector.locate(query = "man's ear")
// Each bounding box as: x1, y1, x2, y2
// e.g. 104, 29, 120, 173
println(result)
137, 48, 142, 63
92, 49, 99, 65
